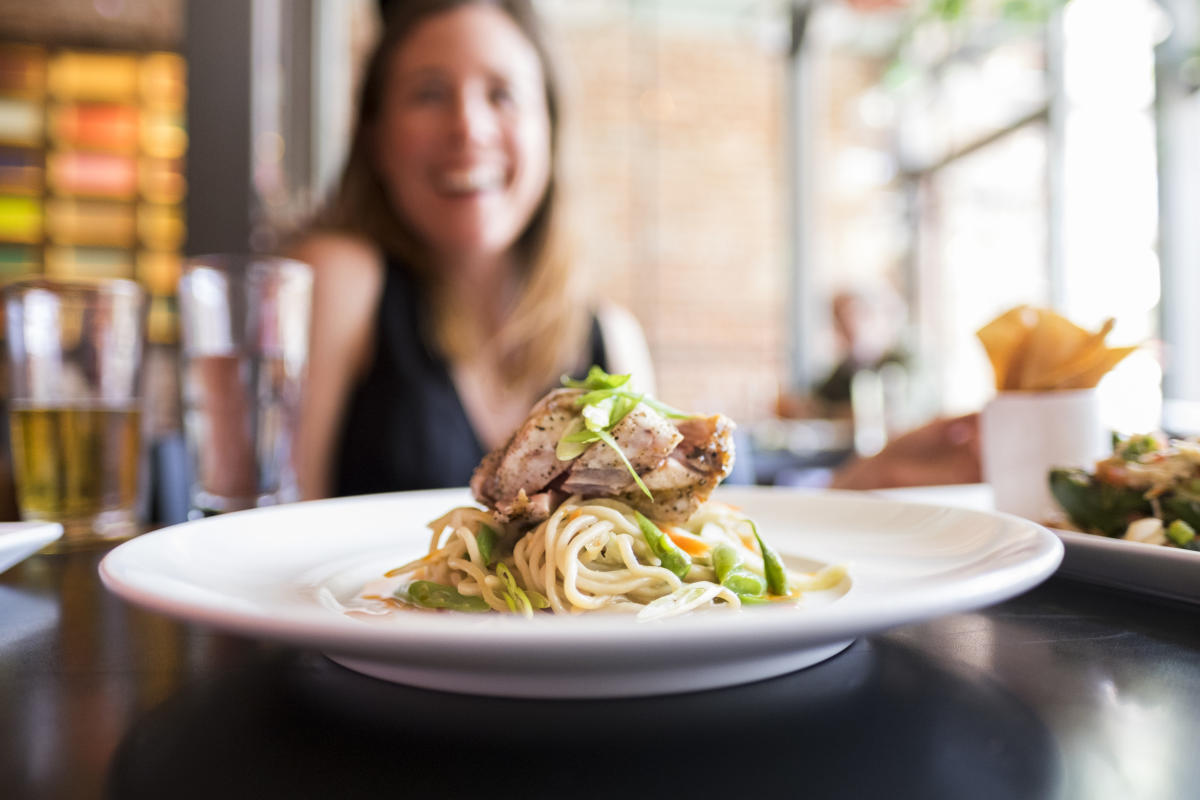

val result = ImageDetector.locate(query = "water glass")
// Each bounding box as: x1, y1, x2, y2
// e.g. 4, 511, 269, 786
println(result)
177, 254, 311, 515
3, 277, 146, 550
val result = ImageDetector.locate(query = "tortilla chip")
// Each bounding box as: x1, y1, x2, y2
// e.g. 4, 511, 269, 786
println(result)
1054, 345, 1137, 389
976, 306, 1036, 390
1017, 309, 1094, 390
1033, 318, 1117, 389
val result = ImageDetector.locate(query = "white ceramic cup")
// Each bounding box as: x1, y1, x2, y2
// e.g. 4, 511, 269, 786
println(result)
981, 389, 1109, 522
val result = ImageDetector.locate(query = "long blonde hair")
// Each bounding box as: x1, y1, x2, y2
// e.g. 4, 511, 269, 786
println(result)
317, 0, 587, 391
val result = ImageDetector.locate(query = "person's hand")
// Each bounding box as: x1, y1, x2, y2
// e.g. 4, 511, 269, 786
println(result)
830, 413, 981, 490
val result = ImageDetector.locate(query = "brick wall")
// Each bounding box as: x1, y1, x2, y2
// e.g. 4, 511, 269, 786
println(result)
549, 9, 789, 423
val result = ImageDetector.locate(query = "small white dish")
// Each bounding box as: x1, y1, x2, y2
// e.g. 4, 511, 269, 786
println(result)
99, 487, 1061, 698
0, 521, 63, 575
878, 484, 1200, 605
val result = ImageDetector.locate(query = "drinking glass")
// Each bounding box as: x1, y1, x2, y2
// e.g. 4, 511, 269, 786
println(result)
3, 277, 147, 550
177, 255, 311, 516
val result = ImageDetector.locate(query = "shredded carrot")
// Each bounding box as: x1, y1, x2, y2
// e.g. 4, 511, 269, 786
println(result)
568, 508, 584, 521
666, 527, 711, 556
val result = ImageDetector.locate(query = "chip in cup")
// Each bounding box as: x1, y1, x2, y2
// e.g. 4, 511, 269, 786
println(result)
976, 306, 1135, 391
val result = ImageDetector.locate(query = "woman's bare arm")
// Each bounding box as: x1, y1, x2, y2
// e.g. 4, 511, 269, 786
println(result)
290, 233, 386, 499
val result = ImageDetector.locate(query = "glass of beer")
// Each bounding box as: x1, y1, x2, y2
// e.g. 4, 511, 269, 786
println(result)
3, 277, 146, 550
177, 255, 311, 516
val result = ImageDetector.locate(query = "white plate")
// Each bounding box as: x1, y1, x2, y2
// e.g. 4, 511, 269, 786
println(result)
878, 484, 1200, 605
99, 487, 1061, 698
0, 521, 63, 574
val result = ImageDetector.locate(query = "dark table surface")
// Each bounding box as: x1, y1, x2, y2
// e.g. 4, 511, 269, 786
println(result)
3, 545, 1199, 800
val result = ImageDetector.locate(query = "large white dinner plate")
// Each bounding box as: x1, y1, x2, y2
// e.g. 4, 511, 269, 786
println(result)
879, 484, 1200, 605
0, 521, 63, 575
100, 486, 1061, 698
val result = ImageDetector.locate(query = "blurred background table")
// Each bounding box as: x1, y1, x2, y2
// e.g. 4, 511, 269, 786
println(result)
2, 542, 1199, 800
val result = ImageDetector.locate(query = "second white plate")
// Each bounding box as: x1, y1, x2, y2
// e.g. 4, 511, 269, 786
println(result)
878, 484, 1200, 605
100, 487, 1061, 698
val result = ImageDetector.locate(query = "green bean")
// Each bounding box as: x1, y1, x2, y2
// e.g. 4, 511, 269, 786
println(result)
750, 521, 789, 596
403, 581, 491, 612
634, 511, 691, 579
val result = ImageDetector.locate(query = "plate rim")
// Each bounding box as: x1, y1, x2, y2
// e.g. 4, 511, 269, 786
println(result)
99, 486, 1063, 653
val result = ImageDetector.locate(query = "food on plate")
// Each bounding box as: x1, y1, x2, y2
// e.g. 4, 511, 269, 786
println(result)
353, 367, 846, 620
1049, 433, 1200, 550
976, 306, 1136, 391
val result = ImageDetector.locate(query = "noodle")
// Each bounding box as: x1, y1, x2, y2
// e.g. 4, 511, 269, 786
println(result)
358, 495, 847, 621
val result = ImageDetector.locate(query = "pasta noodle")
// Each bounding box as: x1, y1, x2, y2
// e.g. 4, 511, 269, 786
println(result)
356, 496, 847, 621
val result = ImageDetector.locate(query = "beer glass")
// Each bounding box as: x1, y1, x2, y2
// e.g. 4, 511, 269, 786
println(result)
3, 277, 146, 550
177, 255, 311, 516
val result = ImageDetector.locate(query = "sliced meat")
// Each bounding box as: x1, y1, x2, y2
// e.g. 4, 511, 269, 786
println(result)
472, 388, 581, 509
492, 488, 559, 524
471, 386, 736, 526
619, 459, 725, 523
674, 414, 736, 476
614, 413, 736, 523
468, 448, 503, 503
560, 404, 682, 495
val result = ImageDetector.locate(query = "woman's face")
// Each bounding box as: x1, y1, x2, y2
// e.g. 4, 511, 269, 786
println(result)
375, 4, 552, 264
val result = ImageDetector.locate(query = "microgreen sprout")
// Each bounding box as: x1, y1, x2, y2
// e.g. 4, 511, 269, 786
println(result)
556, 366, 694, 499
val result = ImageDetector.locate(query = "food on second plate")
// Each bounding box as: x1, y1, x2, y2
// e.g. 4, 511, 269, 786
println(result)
976, 306, 1136, 391
351, 367, 846, 620
1049, 433, 1200, 550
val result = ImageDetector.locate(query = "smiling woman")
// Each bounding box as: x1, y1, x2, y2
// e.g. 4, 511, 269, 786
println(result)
290, 0, 655, 501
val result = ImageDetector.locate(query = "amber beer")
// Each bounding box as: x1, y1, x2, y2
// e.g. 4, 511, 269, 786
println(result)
9, 403, 141, 541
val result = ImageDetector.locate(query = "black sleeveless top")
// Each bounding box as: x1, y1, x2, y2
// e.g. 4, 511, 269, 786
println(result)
333, 261, 608, 496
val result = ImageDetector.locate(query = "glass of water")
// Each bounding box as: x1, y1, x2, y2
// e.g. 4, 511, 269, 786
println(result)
177, 255, 312, 516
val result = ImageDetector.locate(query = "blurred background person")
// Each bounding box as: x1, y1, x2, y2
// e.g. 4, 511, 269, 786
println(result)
291, 0, 653, 500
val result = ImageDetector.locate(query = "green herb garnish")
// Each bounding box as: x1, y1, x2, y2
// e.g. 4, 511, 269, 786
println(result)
562, 365, 632, 391
495, 562, 546, 616
556, 366, 694, 499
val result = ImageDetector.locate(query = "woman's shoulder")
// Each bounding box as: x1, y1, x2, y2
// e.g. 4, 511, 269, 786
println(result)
291, 231, 388, 309
291, 231, 382, 278
594, 301, 657, 395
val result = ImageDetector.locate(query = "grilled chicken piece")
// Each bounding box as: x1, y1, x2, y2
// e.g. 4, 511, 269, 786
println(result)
471, 386, 736, 526
470, 388, 581, 523
560, 404, 683, 495
617, 415, 736, 523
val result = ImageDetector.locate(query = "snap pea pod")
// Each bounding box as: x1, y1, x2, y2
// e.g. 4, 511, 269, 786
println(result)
476, 524, 498, 566
749, 521, 789, 596
403, 581, 491, 612
711, 543, 766, 598
634, 511, 691, 579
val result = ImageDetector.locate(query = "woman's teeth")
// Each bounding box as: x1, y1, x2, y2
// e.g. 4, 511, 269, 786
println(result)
440, 167, 504, 194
